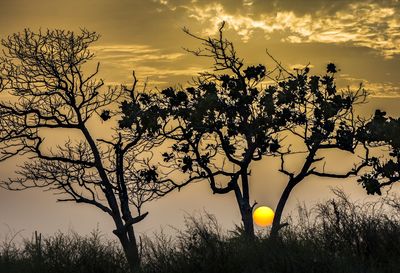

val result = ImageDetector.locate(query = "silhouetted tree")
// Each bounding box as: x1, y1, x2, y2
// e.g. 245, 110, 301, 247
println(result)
156, 24, 370, 238
357, 110, 400, 194
156, 23, 292, 237
271, 64, 369, 237
0, 29, 172, 272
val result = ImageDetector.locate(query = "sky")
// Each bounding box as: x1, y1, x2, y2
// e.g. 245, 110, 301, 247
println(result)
0, 0, 400, 240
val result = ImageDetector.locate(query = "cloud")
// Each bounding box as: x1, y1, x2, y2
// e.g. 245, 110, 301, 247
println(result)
102, 65, 206, 89
289, 63, 315, 70
91, 45, 184, 62
339, 74, 400, 97
90, 44, 205, 87
133, 65, 204, 77
91, 44, 187, 76
180, 2, 400, 58
365, 82, 400, 97
162, 0, 399, 16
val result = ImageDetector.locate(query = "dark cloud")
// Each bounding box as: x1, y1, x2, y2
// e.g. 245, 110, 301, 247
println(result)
0, 0, 399, 96
266, 0, 392, 15
166, 0, 399, 16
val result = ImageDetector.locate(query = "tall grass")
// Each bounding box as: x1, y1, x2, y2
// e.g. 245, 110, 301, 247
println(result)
0, 228, 128, 273
141, 190, 400, 273
1, 190, 400, 273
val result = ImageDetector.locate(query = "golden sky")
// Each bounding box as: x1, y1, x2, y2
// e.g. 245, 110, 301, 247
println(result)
0, 0, 400, 239
1, 0, 399, 95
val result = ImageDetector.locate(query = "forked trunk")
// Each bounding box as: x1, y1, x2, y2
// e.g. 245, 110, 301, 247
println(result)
270, 181, 295, 238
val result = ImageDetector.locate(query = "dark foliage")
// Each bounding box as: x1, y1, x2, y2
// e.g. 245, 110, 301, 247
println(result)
141, 192, 400, 273
3, 194, 400, 273
0, 230, 128, 273
155, 24, 300, 237
148, 23, 369, 238
357, 110, 400, 194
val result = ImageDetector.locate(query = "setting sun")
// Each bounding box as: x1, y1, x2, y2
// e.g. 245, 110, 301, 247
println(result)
253, 206, 275, 227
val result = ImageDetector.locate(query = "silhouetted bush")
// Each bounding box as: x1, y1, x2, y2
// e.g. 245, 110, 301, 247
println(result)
1, 192, 400, 273
141, 191, 400, 273
0, 229, 128, 273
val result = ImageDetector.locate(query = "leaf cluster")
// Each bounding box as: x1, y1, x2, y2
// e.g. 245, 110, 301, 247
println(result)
357, 110, 400, 194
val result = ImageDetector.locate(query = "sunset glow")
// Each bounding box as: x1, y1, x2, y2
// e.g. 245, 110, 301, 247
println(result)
253, 206, 275, 227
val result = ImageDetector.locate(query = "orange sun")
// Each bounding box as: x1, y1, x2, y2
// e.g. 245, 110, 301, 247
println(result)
253, 206, 275, 227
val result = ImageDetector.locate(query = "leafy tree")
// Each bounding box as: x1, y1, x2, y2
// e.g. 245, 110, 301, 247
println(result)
0, 29, 172, 272
155, 24, 293, 237
155, 24, 370, 238
271, 63, 369, 237
357, 110, 400, 195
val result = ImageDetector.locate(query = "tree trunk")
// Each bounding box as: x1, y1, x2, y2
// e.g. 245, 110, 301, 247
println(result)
270, 181, 296, 238
117, 228, 140, 273
238, 170, 255, 238
241, 203, 255, 238
233, 185, 255, 237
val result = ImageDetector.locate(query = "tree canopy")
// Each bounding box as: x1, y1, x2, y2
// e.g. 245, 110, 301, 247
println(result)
0, 28, 174, 272
136, 24, 371, 238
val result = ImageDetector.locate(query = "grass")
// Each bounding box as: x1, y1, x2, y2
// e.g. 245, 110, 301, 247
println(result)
0, 228, 127, 273
1, 190, 400, 273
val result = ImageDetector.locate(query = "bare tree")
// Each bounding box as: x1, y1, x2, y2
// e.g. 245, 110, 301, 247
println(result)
0, 29, 173, 272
